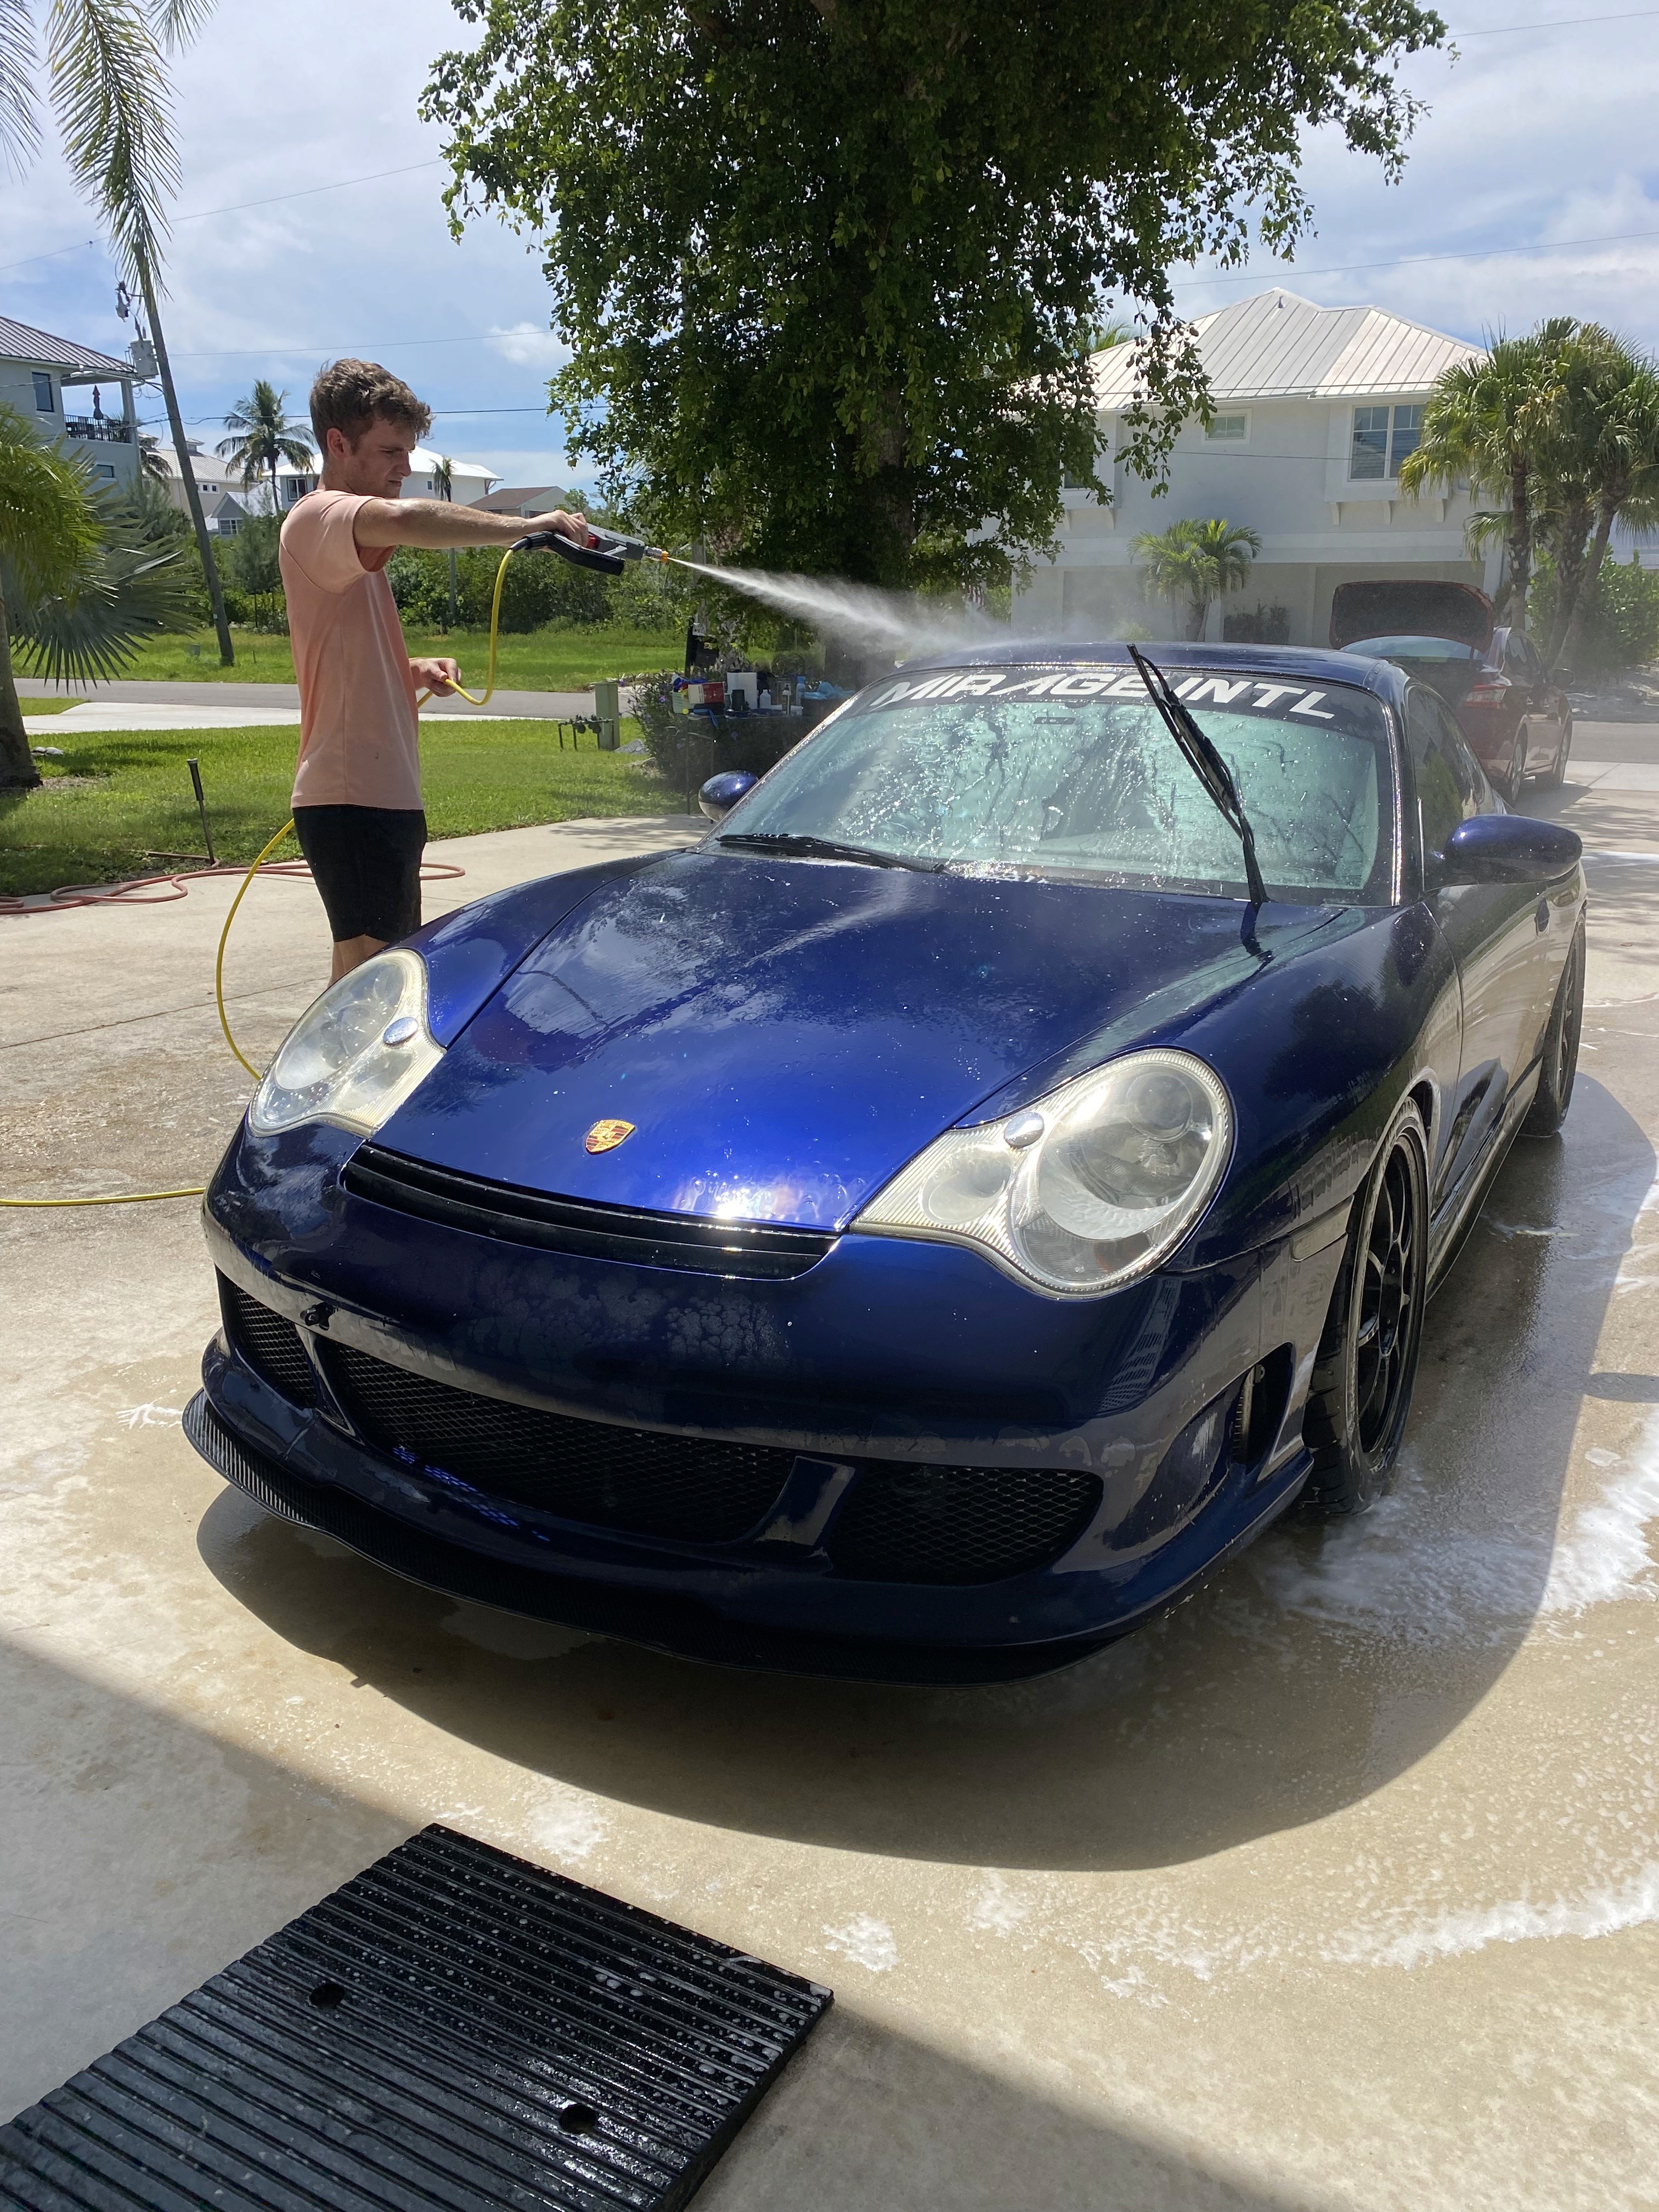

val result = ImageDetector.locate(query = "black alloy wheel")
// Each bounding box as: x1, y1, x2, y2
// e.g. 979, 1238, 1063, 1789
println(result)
1301, 1102, 1430, 1516
1524, 916, 1585, 1136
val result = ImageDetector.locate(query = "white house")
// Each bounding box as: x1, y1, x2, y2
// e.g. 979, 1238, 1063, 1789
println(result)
1018, 289, 1491, 646
268, 444, 499, 511
0, 314, 145, 488
146, 441, 250, 526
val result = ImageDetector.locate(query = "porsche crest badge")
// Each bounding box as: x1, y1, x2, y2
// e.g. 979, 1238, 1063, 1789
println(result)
584, 1118, 636, 1155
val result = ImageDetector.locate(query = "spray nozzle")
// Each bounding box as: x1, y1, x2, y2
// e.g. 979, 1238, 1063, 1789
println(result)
512, 526, 672, 574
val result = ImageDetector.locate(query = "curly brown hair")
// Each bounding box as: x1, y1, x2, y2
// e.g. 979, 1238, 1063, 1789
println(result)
309, 359, 433, 452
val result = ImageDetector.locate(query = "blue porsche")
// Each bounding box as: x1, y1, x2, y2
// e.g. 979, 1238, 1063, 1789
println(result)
187, 641, 1587, 1681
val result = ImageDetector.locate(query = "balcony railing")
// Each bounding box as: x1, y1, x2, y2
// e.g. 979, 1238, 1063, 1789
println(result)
65, 417, 133, 443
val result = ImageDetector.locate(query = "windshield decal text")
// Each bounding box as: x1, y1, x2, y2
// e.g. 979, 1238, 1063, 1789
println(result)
867, 670, 1347, 721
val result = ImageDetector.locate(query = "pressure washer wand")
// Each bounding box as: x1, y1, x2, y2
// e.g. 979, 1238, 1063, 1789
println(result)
513, 524, 672, 575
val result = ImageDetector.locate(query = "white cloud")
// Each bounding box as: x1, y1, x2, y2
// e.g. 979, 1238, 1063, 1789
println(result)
489, 323, 568, 370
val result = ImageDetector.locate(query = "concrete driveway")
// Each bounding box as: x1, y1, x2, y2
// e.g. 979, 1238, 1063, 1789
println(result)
3, 741, 1657, 2209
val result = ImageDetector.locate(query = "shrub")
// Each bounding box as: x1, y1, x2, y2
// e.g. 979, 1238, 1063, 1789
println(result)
1222, 601, 1290, 644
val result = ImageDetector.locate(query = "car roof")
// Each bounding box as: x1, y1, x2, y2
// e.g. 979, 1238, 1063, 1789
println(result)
892, 637, 1412, 707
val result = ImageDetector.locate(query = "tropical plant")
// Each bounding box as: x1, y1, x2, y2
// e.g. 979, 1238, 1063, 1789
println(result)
1542, 336, 1659, 672
1, 0, 235, 667
0, 404, 192, 787
425, 0, 1446, 593
217, 380, 314, 519
1132, 516, 1262, 639
1398, 321, 1578, 632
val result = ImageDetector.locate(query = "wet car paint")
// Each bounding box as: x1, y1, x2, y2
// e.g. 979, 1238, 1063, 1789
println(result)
195, 642, 1587, 1677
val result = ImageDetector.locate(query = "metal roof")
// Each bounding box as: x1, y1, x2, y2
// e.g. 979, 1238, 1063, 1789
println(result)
1090, 289, 1482, 407
0, 314, 136, 378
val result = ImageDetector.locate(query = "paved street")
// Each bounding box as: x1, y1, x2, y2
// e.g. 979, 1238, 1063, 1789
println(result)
2, 741, 1657, 2209
17, 675, 610, 723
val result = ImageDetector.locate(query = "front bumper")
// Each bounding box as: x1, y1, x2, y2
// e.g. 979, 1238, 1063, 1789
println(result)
191, 1123, 1341, 1680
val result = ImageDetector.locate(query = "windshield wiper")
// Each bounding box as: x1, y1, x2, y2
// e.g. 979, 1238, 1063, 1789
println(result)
717, 831, 944, 873
1128, 644, 1269, 916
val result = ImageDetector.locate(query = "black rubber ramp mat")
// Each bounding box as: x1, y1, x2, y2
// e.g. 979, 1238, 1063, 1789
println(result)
0, 1824, 832, 2211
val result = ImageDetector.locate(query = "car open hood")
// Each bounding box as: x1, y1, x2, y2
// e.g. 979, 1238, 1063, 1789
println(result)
1329, 579, 1494, 652
373, 849, 1323, 1231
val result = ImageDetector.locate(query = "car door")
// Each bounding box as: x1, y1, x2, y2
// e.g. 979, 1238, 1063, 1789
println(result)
1407, 686, 1544, 1210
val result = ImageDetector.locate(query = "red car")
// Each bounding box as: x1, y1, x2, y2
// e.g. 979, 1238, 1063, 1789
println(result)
1331, 580, 1573, 803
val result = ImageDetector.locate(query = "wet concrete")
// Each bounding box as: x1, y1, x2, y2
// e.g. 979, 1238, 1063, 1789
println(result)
3, 770, 1657, 2209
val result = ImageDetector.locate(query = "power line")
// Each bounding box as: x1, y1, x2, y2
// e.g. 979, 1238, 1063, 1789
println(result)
173, 157, 444, 225
1178, 224, 1659, 291
0, 238, 97, 276
1453, 6, 1658, 29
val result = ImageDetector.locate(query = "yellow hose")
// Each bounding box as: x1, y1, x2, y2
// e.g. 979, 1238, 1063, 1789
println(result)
216, 817, 299, 1080
3, 549, 521, 1210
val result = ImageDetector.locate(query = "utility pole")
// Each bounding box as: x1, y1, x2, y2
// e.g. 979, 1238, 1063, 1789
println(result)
437, 455, 458, 630
137, 258, 234, 668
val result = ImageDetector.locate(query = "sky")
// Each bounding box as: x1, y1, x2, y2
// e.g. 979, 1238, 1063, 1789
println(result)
3, 0, 1657, 494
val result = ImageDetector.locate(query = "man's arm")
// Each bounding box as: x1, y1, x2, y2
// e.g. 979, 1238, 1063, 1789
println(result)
352, 500, 587, 551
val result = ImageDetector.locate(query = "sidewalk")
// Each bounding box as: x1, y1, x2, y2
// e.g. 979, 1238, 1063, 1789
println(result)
17, 676, 613, 725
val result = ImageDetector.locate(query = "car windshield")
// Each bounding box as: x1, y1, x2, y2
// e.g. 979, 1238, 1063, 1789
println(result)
1344, 635, 1481, 663
721, 664, 1395, 903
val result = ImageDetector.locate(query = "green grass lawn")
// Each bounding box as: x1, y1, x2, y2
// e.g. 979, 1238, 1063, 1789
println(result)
18, 696, 81, 716
1, 718, 679, 896
28, 623, 687, 693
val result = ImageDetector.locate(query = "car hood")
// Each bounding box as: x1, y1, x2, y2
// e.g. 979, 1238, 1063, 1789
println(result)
1329, 579, 1494, 652
374, 849, 1330, 1230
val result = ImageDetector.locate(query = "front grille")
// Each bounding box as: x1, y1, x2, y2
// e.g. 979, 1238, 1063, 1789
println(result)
326, 1341, 796, 1543
825, 1463, 1101, 1585
220, 1276, 315, 1406
342, 1144, 838, 1281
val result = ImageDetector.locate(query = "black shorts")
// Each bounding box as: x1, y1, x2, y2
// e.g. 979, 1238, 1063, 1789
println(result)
292, 805, 426, 944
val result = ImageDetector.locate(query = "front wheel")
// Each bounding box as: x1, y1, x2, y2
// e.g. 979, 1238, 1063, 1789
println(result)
1523, 917, 1585, 1136
1539, 714, 1573, 791
1301, 1103, 1430, 1517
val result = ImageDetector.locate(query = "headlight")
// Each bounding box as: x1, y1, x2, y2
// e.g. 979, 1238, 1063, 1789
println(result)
250, 949, 443, 1138
854, 1049, 1232, 1296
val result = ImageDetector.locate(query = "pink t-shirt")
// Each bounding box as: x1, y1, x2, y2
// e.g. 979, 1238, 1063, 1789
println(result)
280, 490, 421, 810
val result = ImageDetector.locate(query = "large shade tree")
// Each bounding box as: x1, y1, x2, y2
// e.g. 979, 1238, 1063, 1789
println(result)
425, 0, 1447, 591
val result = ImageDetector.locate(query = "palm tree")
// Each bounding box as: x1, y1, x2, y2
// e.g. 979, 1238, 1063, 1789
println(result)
1398, 322, 1577, 633
1544, 336, 1659, 673
0, 405, 191, 787
1132, 516, 1261, 639
1, 1, 236, 667
218, 381, 315, 518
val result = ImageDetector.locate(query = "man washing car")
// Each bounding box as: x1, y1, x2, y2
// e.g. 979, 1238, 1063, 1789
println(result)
280, 359, 588, 982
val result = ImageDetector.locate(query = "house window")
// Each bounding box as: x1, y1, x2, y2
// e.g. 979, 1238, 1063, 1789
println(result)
1351, 403, 1423, 481
33, 371, 54, 412
93, 462, 116, 479
1207, 412, 1249, 442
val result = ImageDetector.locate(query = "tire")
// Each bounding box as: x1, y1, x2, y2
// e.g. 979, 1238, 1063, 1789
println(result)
1523, 916, 1585, 1136
1301, 1102, 1430, 1517
1539, 714, 1573, 792
1500, 727, 1527, 806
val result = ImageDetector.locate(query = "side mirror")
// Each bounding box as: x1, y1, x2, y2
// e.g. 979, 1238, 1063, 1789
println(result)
1436, 814, 1582, 887
698, 769, 758, 822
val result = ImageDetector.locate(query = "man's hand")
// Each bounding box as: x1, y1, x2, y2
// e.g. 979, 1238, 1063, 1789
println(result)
538, 508, 587, 543
410, 657, 461, 696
